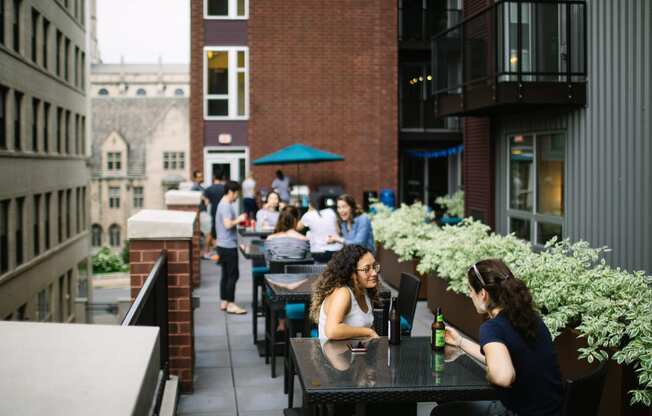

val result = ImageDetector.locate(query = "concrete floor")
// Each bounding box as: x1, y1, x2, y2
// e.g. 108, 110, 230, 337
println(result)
178, 244, 438, 416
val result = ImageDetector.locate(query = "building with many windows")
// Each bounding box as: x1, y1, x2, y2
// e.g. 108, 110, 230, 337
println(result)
89, 62, 190, 252
0, 0, 90, 322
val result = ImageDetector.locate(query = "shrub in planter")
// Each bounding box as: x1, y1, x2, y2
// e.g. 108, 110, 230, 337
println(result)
92, 247, 129, 274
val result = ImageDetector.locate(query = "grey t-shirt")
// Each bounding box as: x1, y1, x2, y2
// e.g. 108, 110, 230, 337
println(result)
215, 199, 237, 248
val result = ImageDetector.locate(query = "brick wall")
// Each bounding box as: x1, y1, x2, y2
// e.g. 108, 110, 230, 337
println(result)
248, 0, 398, 202
190, 0, 205, 178
129, 240, 195, 393
165, 203, 201, 288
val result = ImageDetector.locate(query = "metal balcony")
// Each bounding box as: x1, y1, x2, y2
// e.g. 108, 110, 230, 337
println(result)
432, 0, 587, 117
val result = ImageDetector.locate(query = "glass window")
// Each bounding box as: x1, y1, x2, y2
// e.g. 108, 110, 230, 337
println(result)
205, 48, 248, 119
78, 260, 89, 299
37, 287, 50, 321
56, 30, 61, 76
14, 91, 22, 150
0, 0, 4, 46
508, 132, 565, 245
16, 197, 24, 265
65, 189, 71, 238
133, 186, 144, 208
64, 38, 70, 81
109, 224, 120, 247
98, 88, 109, 96
33, 194, 40, 256
174, 88, 184, 96
65, 110, 70, 153
0, 86, 6, 149
0, 200, 9, 274
42, 19, 49, 69
91, 224, 101, 247
13, 0, 20, 52
206, 0, 248, 18
75, 188, 80, 233
108, 187, 120, 209
107, 152, 121, 171
57, 190, 63, 242
31, 8, 38, 62
136, 88, 146, 96
44, 192, 50, 250
66, 270, 72, 319
32, 98, 39, 151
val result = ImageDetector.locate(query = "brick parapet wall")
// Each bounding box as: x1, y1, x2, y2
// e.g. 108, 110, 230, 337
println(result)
166, 204, 201, 288
190, 0, 205, 176
129, 239, 195, 393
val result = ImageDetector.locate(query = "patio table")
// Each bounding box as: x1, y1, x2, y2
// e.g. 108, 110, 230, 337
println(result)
239, 241, 266, 261
238, 227, 273, 239
288, 337, 497, 415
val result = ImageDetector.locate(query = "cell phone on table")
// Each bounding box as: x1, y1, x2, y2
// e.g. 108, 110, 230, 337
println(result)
347, 341, 368, 353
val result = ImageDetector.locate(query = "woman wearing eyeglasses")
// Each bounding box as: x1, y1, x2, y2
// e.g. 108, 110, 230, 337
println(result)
432, 259, 563, 416
310, 245, 381, 340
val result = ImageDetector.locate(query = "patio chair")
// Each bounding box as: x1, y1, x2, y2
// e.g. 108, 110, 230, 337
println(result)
560, 361, 609, 416
397, 273, 421, 336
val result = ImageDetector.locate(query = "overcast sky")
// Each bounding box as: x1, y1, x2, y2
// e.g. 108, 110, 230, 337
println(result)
97, 0, 189, 64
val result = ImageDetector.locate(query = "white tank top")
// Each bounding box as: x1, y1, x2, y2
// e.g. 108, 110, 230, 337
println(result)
318, 286, 374, 339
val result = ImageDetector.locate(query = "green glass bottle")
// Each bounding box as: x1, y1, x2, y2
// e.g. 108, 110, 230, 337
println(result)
434, 307, 445, 350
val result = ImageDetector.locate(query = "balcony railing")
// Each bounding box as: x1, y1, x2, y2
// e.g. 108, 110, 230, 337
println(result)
432, 0, 587, 117
122, 249, 169, 414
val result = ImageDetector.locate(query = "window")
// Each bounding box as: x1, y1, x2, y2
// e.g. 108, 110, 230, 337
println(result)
0, 0, 4, 45
507, 132, 565, 245
133, 186, 144, 208
14, 91, 22, 150
16, 197, 24, 265
74, 46, 79, 87
32, 98, 39, 151
43, 102, 49, 152
57, 190, 63, 243
75, 188, 80, 233
136, 88, 146, 96
44, 192, 50, 250
65, 110, 70, 153
66, 270, 72, 319
81, 187, 86, 230
163, 152, 185, 170
64, 38, 70, 81
109, 224, 120, 247
106, 151, 121, 171
56, 30, 62, 76
98, 88, 109, 96
57, 274, 64, 322
81, 52, 85, 89
42, 18, 49, 69
0, 200, 9, 274
65, 189, 71, 238
80, 116, 85, 154
204, 47, 249, 119
74, 114, 79, 154
205, 0, 248, 19
37, 287, 50, 321
0, 86, 5, 149
78, 260, 89, 298
56, 107, 62, 152
108, 187, 120, 208
31, 8, 38, 62
13, 0, 20, 52
91, 224, 101, 247
33, 194, 40, 256
174, 88, 184, 97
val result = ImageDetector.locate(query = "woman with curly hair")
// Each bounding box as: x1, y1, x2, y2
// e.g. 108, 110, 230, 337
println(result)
432, 259, 563, 416
309, 245, 380, 340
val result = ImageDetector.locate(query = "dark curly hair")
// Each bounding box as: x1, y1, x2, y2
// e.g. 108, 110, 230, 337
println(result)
309, 245, 380, 323
468, 259, 540, 344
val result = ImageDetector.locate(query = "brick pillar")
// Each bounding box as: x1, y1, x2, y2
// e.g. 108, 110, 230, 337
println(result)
165, 190, 202, 288
128, 209, 197, 393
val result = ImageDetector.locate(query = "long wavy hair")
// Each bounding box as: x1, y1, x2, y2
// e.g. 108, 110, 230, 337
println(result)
274, 206, 299, 233
309, 245, 380, 323
336, 194, 363, 221
468, 259, 540, 344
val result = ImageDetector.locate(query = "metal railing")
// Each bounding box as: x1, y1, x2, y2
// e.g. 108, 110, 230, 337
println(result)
432, 0, 587, 96
122, 250, 169, 415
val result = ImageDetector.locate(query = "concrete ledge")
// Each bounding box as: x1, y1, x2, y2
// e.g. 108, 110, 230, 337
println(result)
128, 209, 196, 240
165, 190, 202, 206
159, 375, 180, 416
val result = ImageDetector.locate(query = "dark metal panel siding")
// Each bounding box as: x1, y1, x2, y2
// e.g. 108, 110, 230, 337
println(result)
494, 0, 652, 273
203, 21, 248, 45
464, 117, 494, 227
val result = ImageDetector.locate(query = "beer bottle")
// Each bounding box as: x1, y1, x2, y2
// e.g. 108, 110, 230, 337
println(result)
434, 307, 445, 350
388, 297, 401, 345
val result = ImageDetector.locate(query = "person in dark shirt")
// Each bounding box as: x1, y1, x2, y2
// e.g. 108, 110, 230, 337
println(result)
432, 259, 563, 416
202, 173, 225, 258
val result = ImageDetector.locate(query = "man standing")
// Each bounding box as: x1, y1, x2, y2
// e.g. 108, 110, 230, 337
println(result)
202, 172, 225, 259
216, 180, 247, 314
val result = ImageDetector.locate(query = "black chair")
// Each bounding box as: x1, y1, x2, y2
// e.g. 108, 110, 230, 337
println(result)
396, 273, 421, 336
284, 263, 327, 275
561, 361, 609, 416
268, 259, 314, 274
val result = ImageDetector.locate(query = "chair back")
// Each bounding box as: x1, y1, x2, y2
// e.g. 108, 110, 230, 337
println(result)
285, 263, 327, 275
560, 361, 608, 416
269, 259, 314, 274
396, 273, 421, 336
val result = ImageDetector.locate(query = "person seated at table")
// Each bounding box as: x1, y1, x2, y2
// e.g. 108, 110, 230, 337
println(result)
327, 194, 375, 254
432, 259, 563, 416
256, 190, 280, 230
264, 206, 310, 261
310, 245, 380, 340
297, 193, 342, 263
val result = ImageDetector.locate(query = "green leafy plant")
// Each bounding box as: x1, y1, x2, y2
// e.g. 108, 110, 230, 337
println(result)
92, 247, 129, 274
435, 190, 464, 217
371, 202, 652, 406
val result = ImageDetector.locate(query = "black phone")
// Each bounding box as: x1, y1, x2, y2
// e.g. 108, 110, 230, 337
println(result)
347, 341, 368, 353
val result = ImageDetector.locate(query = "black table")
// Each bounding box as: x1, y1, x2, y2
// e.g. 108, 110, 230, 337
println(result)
265, 274, 391, 379
288, 337, 497, 415
239, 242, 265, 261
238, 227, 273, 238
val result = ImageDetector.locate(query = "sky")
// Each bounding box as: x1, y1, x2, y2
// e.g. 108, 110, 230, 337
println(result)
96, 0, 190, 64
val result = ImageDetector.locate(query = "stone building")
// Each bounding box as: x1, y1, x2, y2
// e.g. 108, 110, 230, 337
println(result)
90, 63, 190, 253
0, 0, 90, 322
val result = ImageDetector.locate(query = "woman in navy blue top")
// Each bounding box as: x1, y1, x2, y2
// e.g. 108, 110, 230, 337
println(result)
327, 194, 375, 253
432, 259, 563, 416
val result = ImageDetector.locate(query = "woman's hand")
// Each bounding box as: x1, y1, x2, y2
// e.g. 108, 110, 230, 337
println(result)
327, 235, 342, 244
444, 325, 462, 347
365, 328, 379, 339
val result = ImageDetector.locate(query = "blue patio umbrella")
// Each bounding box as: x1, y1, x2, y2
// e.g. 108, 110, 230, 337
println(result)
252, 144, 345, 186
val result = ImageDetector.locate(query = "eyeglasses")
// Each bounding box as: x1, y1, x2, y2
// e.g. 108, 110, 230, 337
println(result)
469, 263, 487, 287
357, 263, 381, 274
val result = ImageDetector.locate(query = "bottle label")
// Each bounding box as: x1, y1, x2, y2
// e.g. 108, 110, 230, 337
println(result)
435, 329, 445, 348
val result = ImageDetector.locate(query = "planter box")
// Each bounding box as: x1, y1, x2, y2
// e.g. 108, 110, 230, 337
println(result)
426, 274, 651, 416
376, 244, 428, 300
